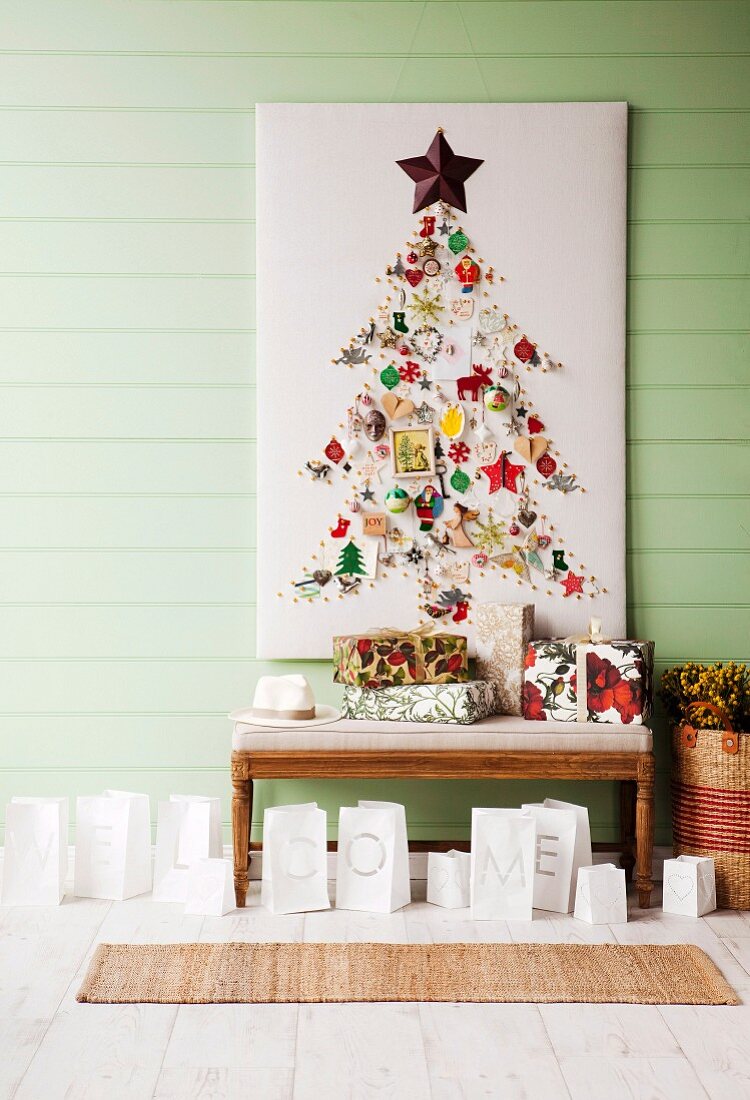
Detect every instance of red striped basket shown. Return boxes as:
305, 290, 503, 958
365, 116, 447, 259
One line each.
672, 701, 750, 909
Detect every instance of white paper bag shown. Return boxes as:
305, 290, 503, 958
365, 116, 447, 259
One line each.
522, 803, 577, 913
185, 858, 235, 916
471, 808, 536, 921
574, 863, 628, 924
662, 855, 716, 917
262, 802, 329, 915
336, 800, 410, 913
427, 849, 470, 909
541, 797, 593, 912
74, 789, 151, 901
153, 795, 222, 903
1, 797, 68, 905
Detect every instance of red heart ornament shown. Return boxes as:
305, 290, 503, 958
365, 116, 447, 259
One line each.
405, 269, 424, 288
536, 453, 557, 479
527, 415, 545, 434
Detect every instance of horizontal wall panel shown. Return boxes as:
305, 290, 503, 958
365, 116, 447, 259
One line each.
0, 220, 255, 275
0, 386, 255, 439
3, 603, 746, 663
627, 277, 750, 333
0, 165, 254, 219
0, 497, 256, 550
0, 659, 333, 716
0, 108, 254, 164
628, 606, 748, 659
0, 657, 718, 719
627, 332, 748, 386
628, 168, 749, 222
630, 110, 750, 167
0, 441, 256, 493
2, 106, 748, 172
2, 164, 744, 224
627, 385, 749, 440
628, 443, 748, 495
628, 497, 750, 551
3, 220, 746, 280
4, 1, 745, 54
0, 55, 747, 111
629, 222, 750, 277
1, 605, 257, 659
628, 551, 750, 605
0, 550, 256, 603
0, 275, 254, 330
0, 331, 255, 384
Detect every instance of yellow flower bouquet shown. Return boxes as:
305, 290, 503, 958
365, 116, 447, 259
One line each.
660, 661, 749, 730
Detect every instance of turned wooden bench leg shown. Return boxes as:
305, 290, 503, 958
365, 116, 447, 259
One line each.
635, 753, 655, 908
619, 779, 637, 883
231, 772, 253, 908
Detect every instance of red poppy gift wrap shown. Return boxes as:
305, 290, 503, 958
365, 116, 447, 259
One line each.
333, 629, 469, 689
522, 636, 654, 724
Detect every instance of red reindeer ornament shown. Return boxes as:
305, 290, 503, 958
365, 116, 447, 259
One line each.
456, 364, 493, 402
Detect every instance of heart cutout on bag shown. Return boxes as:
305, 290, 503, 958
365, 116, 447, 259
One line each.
382, 393, 416, 420
667, 874, 694, 902
514, 435, 548, 463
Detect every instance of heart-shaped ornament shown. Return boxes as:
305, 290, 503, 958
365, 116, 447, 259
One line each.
514, 435, 548, 463
382, 393, 415, 420
312, 569, 332, 587
405, 269, 424, 288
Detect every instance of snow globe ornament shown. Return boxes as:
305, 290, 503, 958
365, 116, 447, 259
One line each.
385, 486, 411, 514
484, 386, 510, 413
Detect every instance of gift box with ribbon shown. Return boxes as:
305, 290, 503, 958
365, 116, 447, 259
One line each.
522, 618, 654, 725
333, 624, 469, 689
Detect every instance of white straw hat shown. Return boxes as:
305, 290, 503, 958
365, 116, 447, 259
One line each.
229, 674, 340, 728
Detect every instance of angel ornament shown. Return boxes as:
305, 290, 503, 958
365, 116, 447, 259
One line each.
444, 503, 480, 549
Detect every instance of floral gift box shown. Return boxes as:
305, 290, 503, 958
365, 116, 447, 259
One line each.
333, 629, 469, 689
343, 680, 496, 725
522, 626, 654, 725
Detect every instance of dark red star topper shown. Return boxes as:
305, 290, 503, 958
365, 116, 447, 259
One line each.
397, 130, 483, 214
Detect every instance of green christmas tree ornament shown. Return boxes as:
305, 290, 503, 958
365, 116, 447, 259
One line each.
448, 229, 469, 255
334, 539, 368, 576
380, 364, 401, 390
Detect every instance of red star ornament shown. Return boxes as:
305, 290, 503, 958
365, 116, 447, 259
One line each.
561, 572, 584, 597
397, 130, 484, 214
480, 451, 525, 494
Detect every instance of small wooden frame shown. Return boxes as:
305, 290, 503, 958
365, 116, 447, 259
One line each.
390, 425, 435, 478
231, 746, 655, 910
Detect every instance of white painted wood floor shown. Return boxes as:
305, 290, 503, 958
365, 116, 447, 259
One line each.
1, 877, 749, 1100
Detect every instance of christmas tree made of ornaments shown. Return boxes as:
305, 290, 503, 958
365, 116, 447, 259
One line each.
287, 130, 606, 623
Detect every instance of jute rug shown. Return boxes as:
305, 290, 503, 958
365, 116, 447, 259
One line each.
76, 942, 738, 1005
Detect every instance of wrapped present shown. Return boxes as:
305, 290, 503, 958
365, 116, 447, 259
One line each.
475, 603, 535, 716
342, 680, 495, 724
333, 626, 468, 689
522, 618, 654, 725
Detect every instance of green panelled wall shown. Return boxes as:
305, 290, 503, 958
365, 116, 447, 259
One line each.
0, 0, 748, 845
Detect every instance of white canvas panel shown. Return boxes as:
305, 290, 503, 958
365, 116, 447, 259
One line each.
256, 102, 627, 657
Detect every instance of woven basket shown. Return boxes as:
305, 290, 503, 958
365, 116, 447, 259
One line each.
672, 701, 750, 909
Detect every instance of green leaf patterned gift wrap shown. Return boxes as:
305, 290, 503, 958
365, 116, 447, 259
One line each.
343, 681, 496, 724
522, 634, 655, 725
332, 628, 469, 689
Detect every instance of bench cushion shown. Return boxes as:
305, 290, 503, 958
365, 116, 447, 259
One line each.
232, 716, 652, 753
